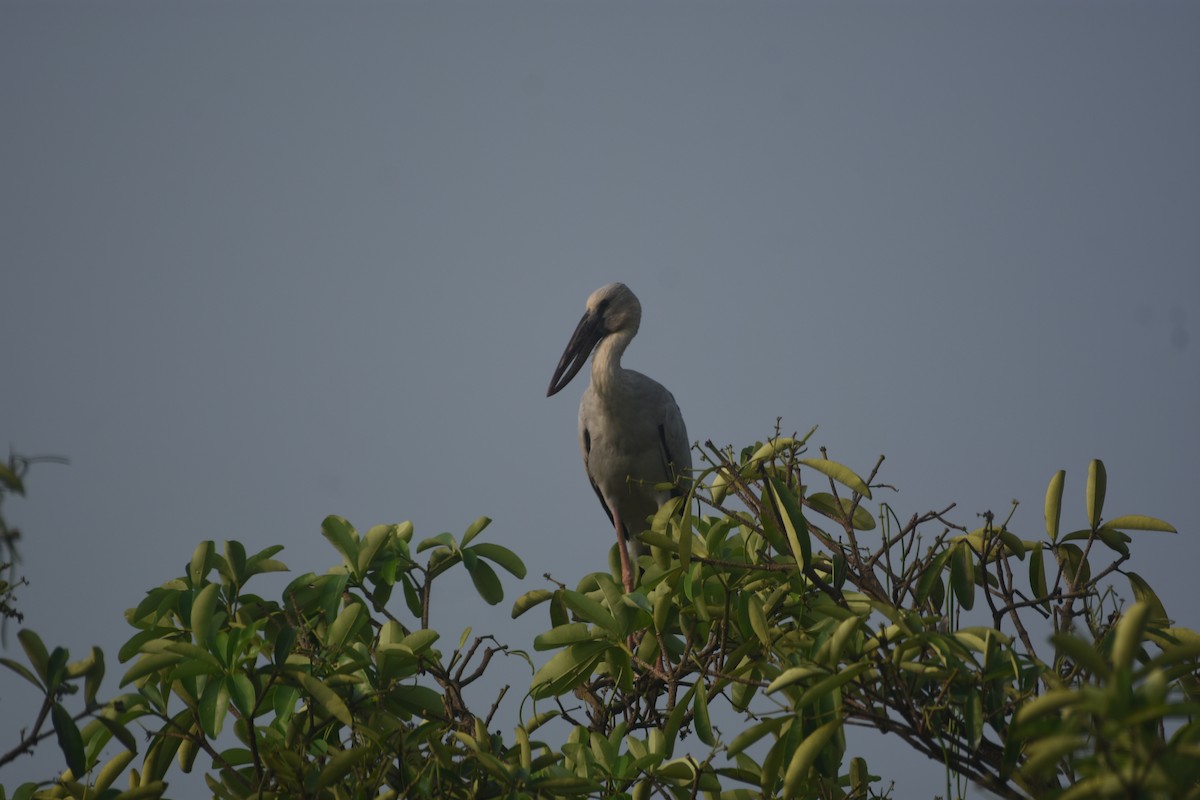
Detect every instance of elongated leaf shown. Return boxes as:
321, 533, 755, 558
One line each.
795, 663, 869, 710
190, 540, 214, 586
534, 623, 595, 650
1125, 572, 1169, 625
916, 548, 952, 605
293, 673, 352, 726
314, 747, 372, 792
512, 589, 553, 619
51, 702, 86, 777
1045, 470, 1065, 543
783, 719, 840, 797
1103, 515, 1177, 533
190, 583, 220, 647
83, 647, 105, 707
321, 516, 360, 568
467, 558, 504, 605
470, 542, 527, 578
693, 680, 714, 746
326, 603, 364, 652
965, 687, 983, 751
766, 666, 828, 694
92, 749, 136, 794
198, 677, 230, 738
416, 531, 456, 553
1111, 601, 1150, 673
1052, 633, 1109, 678
96, 716, 138, 753
799, 459, 871, 499
0, 657, 43, 690
18, 629, 50, 686
460, 516, 491, 547
401, 629, 440, 654
357, 525, 394, 577
1086, 459, 1106, 529
727, 716, 787, 757
563, 590, 621, 637
951, 543, 975, 611
767, 476, 810, 568
806, 492, 876, 530
1029, 543, 1050, 612
747, 593, 771, 648
120, 652, 184, 686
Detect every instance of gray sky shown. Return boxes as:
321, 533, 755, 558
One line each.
3, 3, 1198, 796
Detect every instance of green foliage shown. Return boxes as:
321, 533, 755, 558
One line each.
2, 435, 1197, 800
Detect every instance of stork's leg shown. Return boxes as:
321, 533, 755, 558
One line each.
613, 511, 635, 593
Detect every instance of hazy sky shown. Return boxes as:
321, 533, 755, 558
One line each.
3, 3, 1198, 796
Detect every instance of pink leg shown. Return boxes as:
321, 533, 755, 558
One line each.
614, 511, 634, 593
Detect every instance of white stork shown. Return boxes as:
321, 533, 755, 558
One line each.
547, 283, 691, 592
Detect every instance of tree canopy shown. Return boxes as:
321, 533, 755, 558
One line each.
2, 432, 1197, 799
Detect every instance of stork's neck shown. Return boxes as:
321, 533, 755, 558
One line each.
590, 329, 634, 397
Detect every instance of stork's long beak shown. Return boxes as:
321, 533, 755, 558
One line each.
547, 309, 605, 396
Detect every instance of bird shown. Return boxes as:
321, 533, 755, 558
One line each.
547, 283, 691, 593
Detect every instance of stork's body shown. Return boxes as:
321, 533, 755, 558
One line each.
547, 283, 690, 592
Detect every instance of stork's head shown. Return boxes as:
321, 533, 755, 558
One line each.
546, 283, 641, 397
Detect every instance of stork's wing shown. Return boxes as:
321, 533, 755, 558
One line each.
657, 389, 691, 496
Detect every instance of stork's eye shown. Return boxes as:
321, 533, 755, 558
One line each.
596, 298, 611, 315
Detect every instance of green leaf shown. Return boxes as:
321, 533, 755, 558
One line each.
467, 557, 504, 605
416, 531, 456, 553
222, 540, 246, 584
783, 719, 840, 797
747, 593, 771, 648
51, 702, 86, 777
1085, 459, 1106, 529
563, 590, 621, 638
1125, 572, 1169, 626
915, 548, 952, 606
96, 716, 139, 754
199, 677, 231, 738
83, 647, 105, 707
1029, 543, 1050, 612
314, 747, 372, 792
693, 680, 714, 747
470, 542, 527, 578
794, 663, 869, 710
326, 603, 364, 652
766, 666, 828, 694
511, 589, 553, 619
229, 673, 256, 719
1052, 633, 1110, 679
767, 476, 810, 569
401, 629, 440, 654
950, 543, 975, 611
1044, 470, 1065, 543
190, 540, 214, 586
0, 657, 43, 690
727, 716, 787, 757
321, 515, 360, 568
799, 459, 871, 499
293, 673, 353, 726
17, 629, 50, 686
460, 516, 491, 547
1111, 601, 1150, 673
273, 626, 296, 667
806, 492, 876, 530
534, 623, 595, 650
120, 652, 184, 686
357, 525, 394, 577
190, 583, 221, 647
965, 687, 983, 751
1103, 515, 1177, 533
